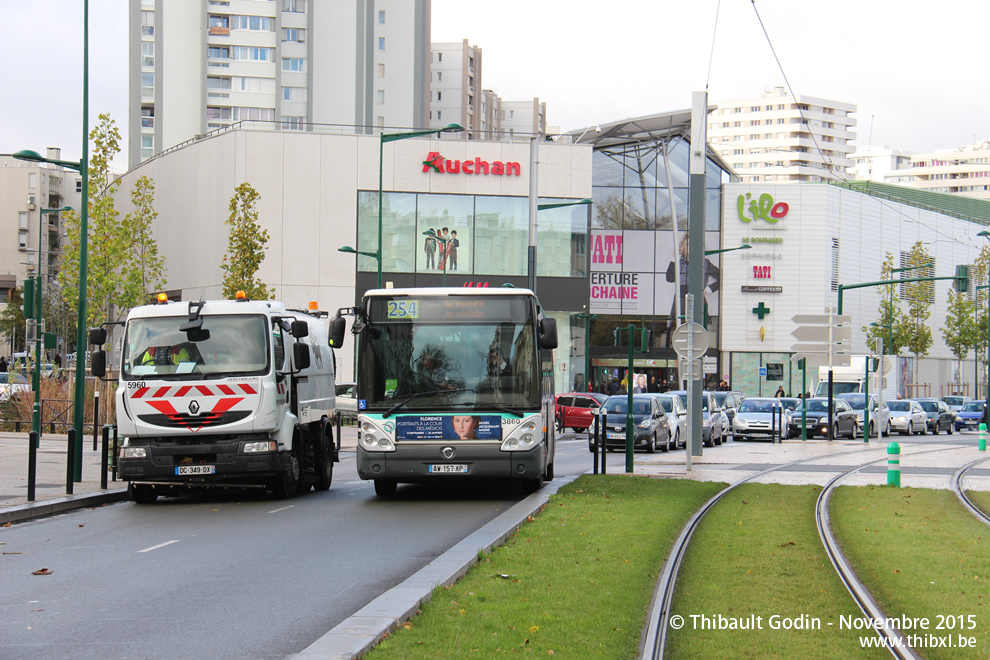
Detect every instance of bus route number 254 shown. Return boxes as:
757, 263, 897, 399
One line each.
387, 300, 419, 319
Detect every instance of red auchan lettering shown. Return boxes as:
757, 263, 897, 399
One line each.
423, 152, 521, 176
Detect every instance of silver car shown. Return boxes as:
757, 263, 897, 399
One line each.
0, 372, 30, 403
886, 399, 928, 435
732, 397, 787, 442
649, 393, 688, 449
838, 393, 891, 438
335, 381, 358, 419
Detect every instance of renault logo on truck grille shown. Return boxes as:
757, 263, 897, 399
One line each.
188, 400, 200, 415
441, 447, 456, 459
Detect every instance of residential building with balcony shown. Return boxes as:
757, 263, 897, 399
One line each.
850, 145, 914, 184
907, 140, 990, 200
128, 0, 431, 168
429, 40, 496, 139
707, 87, 856, 183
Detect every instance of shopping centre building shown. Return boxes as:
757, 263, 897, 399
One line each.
112, 113, 990, 398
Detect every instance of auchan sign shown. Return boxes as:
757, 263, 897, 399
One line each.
422, 152, 521, 176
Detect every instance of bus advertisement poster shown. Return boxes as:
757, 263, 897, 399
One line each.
395, 415, 503, 441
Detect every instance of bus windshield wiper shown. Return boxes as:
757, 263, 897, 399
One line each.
383, 388, 472, 418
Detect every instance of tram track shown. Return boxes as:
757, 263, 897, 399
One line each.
640, 444, 965, 659
951, 455, 990, 526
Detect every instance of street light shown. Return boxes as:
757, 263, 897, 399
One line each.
978, 231, 990, 419
29, 206, 72, 443
372, 123, 463, 289
530, 198, 593, 293
705, 243, 752, 257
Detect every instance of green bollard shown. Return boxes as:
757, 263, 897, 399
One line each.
887, 442, 900, 487
980, 423, 987, 452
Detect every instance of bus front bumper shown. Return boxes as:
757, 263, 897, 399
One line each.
356, 443, 547, 482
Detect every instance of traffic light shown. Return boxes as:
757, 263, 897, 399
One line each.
955, 265, 969, 293
22, 278, 35, 318
639, 328, 654, 353
797, 358, 806, 370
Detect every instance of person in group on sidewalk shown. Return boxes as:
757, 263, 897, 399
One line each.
0, 356, 7, 373
717, 376, 730, 391
774, 386, 786, 398
607, 377, 620, 396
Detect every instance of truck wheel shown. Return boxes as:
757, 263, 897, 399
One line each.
273, 455, 300, 499
374, 479, 397, 497
314, 431, 334, 492
129, 483, 157, 504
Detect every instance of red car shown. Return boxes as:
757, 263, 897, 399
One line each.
555, 392, 608, 433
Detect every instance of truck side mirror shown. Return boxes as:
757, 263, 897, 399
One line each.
539, 317, 558, 349
91, 350, 106, 378
328, 314, 346, 348
293, 342, 311, 371
291, 319, 309, 339
89, 327, 107, 345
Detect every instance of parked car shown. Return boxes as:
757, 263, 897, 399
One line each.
556, 392, 607, 433
777, 397, 802, 435
335, 381, 358, 418
787, 397, 859, 439
667, 390, 725, 447
941, 396, 972, 419
732, 397, 787, 442
0, 372, 30, 403
887, 399, 928, 435
712, 390, 746, 438
837, 393, 891, 438
954, 400, 986, 432
912, 398, 954, 435
647, 393, 688, 449
595, 395, 672, 453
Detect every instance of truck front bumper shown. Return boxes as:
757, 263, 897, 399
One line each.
118, 434, 286, 486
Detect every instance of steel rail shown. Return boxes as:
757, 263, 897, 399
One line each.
951, 456, 990, 526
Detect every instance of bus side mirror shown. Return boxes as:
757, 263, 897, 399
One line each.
293, 342, 311, 371
328, 314, 346, 348
90, 350, 106, 378
539, 318, 558, 349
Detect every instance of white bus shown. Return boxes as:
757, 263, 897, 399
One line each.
329, 287, 558, 496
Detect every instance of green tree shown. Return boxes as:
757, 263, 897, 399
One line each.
971, 245, 990, 369
121, 175, 167, 305
941, 288, 978, 363
221, 183, 274, 300
902, 241, 934, 383
863, 252, 911, 355
0, 285, 27, 350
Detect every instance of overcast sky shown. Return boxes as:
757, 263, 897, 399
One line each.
2, 0, 986, 171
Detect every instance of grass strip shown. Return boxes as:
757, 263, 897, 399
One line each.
666, 483, 886, 658
367, 475, 724, 658
965, 490, 990, 518
830, 486, 990, 658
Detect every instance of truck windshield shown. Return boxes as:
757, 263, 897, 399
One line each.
356, 294, 540, 411
122, 314, 271, 379
817, 381, 860, 396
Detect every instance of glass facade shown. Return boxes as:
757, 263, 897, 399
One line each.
355, 192, 589, 278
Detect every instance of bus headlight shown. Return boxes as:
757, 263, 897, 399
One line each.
360, 432, 395, 452
500, 416, 542, 452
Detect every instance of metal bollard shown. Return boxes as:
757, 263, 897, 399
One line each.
66, 429, 76, 495
592, 415, 599, 475
601, 411, 608, 475
28, 430, 38, 502
887, 441, 901, 488
101, 425, 111, 490
980, 423, 987, 452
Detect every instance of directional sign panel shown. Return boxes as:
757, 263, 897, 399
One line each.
791, 352, 852, 367
678, 357, 702, 380
671, 323, 710, 358
791, 314, 852, 325
790, 342, 851, 355
791, 325, 852, 343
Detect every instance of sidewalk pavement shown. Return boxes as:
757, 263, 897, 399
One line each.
0, 425, 361, 525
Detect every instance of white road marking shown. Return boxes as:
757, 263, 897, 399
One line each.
138, 540, 179, 553
267, 505, 295, 514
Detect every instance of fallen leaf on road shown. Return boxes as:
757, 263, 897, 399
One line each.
32, 568, 53, 576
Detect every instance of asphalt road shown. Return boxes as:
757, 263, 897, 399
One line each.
0, 438, 595, 660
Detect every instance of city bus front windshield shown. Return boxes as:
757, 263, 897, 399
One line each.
356, 295, 540, 411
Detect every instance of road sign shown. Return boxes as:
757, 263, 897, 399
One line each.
791, 313, 852, 325
759, 367, 767, 377
790, 325, 852, 343
790, 352, 852, 367
678, 357, 702, 380
790, 342, 852, 355
880, 356, 892, 375
702, 356, 717, 374
671, 323, 710, 358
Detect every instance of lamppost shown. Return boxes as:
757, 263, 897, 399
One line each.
978, 231, 990, 417
704, 243, 752, 256
29, 206, 72, 442
530, 198, 592, 293
369, 123, 463, 290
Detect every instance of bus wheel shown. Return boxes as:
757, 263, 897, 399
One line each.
522, 476, 543, 495
129, 483, 157, 504
374, 479, 397, 497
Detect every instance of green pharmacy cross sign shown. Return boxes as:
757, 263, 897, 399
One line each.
752, 302, 771, 320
